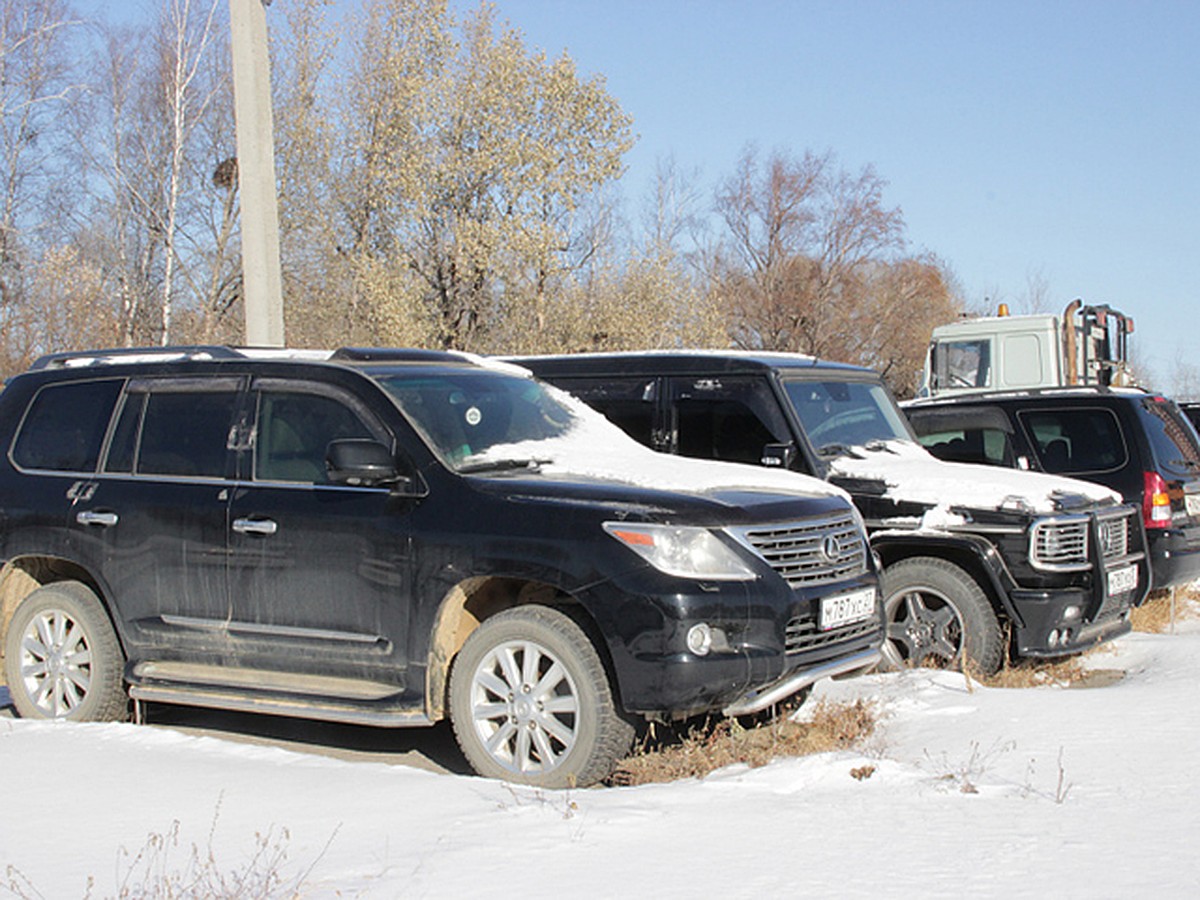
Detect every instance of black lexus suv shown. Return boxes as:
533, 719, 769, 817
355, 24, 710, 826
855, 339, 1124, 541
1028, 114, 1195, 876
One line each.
515, 351, 1150, 675
0, 346, 882, 787
904, 387, 1200, 591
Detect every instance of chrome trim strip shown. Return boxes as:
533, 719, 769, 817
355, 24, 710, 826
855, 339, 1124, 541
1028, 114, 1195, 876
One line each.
159, 614, 383, 645
722, 648, 881, 717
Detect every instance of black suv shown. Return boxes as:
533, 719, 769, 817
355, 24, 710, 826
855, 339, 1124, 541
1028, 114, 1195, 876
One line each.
515, 352, 1150, 674
0, 347, 883, 787
905, 387, 1200, 591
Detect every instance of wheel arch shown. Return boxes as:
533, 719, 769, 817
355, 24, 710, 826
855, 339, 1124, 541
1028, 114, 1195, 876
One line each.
872, 533, 1019, 625
0, 556, 116, 684
424, 576, 620, 722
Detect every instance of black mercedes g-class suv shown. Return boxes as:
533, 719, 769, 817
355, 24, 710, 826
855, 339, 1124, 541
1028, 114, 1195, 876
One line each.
515, 351, 1150, 675
905, 386, 1200, 591
0, 347, 882, 788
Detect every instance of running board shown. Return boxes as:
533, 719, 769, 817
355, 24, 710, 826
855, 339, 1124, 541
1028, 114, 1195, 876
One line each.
127, 662, 431, 728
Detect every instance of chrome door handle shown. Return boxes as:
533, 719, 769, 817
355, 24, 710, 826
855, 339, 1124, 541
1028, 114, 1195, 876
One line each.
75, 511, 118, 527
232, 518, 278, 536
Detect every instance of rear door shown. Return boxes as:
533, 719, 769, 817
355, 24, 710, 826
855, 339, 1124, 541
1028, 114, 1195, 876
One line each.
80, 376, 244, 654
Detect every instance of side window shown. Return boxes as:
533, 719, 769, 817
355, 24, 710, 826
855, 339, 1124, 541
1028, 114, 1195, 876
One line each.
137, 390, 240, 478
668, 376, 791, 465
1019, 408, 1127, 474
552, 377, 657, 448
255, 390, 375, 484
11, 380, 122, 472
916, 427, 1013, 466
934, 339, 991, 391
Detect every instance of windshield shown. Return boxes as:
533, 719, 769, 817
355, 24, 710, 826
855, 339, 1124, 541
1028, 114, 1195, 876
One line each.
783, 378, 913, 456
374, 369, 577, 470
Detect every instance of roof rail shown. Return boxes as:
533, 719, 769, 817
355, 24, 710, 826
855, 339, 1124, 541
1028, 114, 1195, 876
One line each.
330, 347, 470, 364
27, 346, 338, 371
28, 346, 247, 371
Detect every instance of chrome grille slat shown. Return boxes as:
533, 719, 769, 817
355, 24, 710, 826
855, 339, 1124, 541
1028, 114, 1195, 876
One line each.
785, 617, 879, 654
732, 513, 869, 588
1030, 509, 1138, 571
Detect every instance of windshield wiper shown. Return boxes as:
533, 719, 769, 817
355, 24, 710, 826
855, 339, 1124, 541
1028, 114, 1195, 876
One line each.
816, 442, 856, 459
457, 457, 551, 474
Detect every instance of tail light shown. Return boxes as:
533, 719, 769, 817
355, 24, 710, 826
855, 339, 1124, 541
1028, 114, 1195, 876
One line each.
1143, 471, 1172, 529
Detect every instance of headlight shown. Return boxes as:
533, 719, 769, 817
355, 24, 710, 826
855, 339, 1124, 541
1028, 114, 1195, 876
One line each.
603, 522, 757, 581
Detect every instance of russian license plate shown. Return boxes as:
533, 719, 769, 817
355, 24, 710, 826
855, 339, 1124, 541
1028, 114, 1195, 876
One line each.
820, 588, 877, 631
1107, 563, 1138, 596
1186, 494, 1200, 518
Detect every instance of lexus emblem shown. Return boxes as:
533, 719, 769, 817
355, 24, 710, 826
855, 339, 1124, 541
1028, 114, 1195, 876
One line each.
821, 536, 841, 563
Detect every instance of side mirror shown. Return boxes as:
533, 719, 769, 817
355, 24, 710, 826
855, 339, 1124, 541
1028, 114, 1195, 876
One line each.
326, 439, 408, 489
760, 442, 797, 469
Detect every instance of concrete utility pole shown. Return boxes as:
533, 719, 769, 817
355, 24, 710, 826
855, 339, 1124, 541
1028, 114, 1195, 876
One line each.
228, 0, 285, 347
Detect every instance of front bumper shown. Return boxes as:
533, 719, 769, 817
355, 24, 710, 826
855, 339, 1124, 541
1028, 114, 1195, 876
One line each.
586, 569, 883, 719
1010, 586, 1134, 658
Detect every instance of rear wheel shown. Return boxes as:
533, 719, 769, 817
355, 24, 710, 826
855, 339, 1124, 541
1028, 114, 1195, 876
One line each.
449, 606, 633, 788
4, 581, 127, 721
880, 558, 1004, 676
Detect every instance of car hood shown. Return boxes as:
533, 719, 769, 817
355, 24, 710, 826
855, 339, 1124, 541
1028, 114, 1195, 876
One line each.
825, 439, 1122, 527
465, 469, 853, 528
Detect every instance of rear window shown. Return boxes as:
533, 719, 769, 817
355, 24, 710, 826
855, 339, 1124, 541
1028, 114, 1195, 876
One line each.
11, 380, 122, 472
1018, 407, 1128, 475
1139, 397, 1200, 477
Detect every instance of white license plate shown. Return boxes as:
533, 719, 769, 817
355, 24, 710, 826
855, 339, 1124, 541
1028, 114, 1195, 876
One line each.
820, 588, 877, 631
1107, 563, 1138, 596
1186, 494, 1200, 518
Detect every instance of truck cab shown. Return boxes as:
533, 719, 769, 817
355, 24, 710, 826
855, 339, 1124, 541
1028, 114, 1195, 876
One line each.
921, 300, 1136, 398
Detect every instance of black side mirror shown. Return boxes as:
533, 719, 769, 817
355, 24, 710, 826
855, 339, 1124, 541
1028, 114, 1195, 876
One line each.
760, 442, 797, 469
326, 439, 408, 488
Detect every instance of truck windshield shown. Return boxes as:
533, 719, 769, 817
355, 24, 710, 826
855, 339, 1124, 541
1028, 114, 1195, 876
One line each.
783, 379, 913, 456
374, 369, 577, 469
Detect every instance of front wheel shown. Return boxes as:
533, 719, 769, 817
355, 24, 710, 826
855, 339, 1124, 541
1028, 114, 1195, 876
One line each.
880, 558, 1004, 676
3, 581, 128, 721
449, 606, 634, 788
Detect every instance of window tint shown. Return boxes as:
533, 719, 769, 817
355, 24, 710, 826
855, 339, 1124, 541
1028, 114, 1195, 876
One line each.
137, 391, 239, 478
669, 376, 790, 466
1019, 408, 1127, 474
12, 380, 122, 472
553, 377, 657, 447
255, 391, 375, 483
917, 428, 1014, 466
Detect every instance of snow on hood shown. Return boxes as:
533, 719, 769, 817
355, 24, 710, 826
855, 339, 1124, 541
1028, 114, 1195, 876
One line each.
464, 388, 849, 503
827, 439, 1121, 525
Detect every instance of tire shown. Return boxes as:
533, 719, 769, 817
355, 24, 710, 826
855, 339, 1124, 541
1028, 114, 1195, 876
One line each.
3, 581, 127, 722
879, 557, 1005, 676
449, 606, 634, 788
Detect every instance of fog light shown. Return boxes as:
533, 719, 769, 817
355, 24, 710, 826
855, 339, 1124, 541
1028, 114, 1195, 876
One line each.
1063, 605, 1082, 621
1048, 629, 1060, 647
686, 623, 713, 656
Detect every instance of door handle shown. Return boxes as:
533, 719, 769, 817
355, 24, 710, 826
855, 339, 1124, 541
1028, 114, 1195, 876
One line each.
75, 510, 118, 527
232, 517, 278, 536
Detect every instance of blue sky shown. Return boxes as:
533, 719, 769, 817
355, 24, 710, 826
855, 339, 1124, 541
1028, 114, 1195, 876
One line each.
96, 0, 1198, 387
462, 0, 1198, 387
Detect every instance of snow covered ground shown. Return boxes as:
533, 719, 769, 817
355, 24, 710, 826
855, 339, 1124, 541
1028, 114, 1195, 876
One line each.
4, 621, 1200, 898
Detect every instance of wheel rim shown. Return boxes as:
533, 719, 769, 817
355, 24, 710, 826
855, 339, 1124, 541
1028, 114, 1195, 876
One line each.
18, 609, 94, 717
883, 586, 964, 669
468, 639, 581, 776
